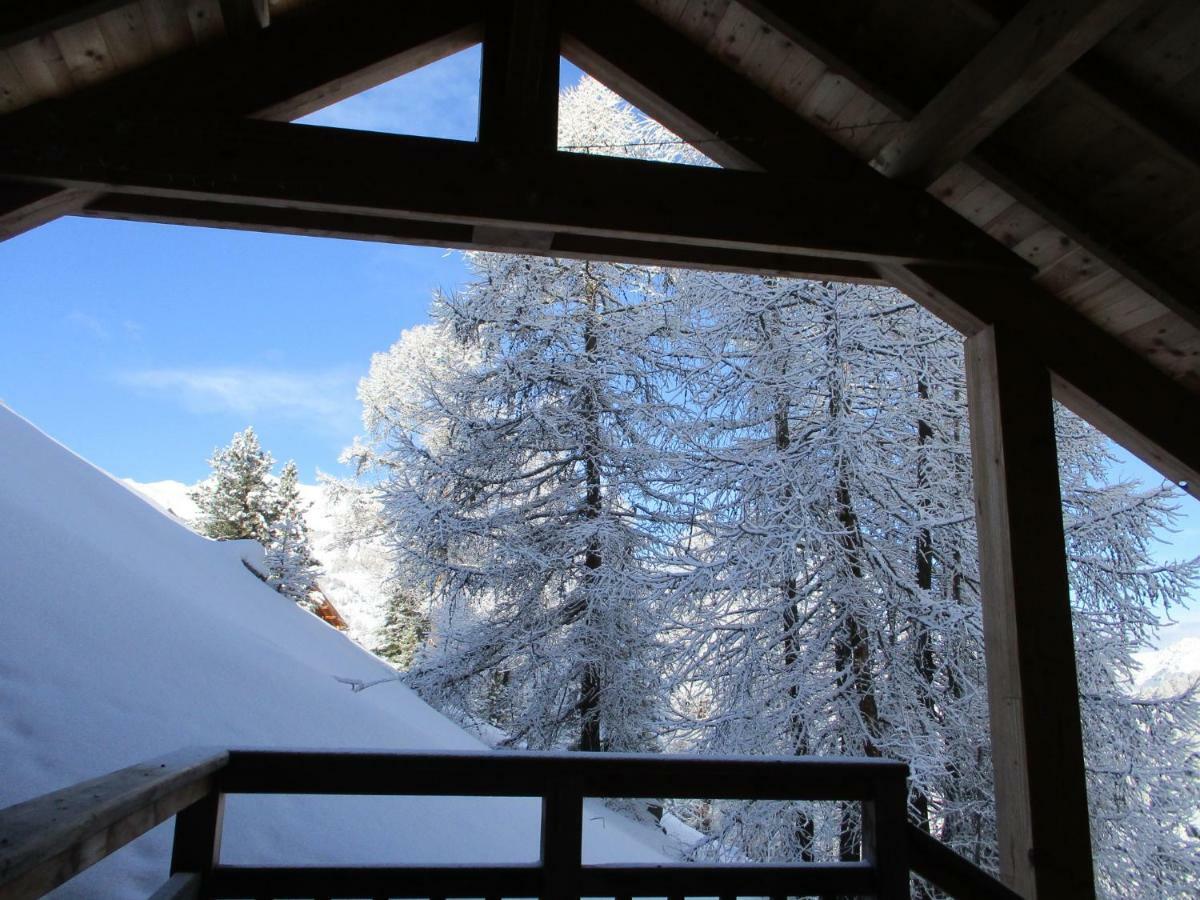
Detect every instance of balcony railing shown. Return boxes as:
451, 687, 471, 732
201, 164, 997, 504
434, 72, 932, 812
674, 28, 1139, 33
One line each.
0, 747, 1020, 900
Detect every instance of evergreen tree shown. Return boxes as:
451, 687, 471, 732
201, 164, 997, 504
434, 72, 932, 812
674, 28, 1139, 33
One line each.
373, 582, 429, 670
191, 426, 277, 543
264, 460, 322, 608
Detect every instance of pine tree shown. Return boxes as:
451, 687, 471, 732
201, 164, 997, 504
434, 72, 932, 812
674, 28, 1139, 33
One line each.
264, 461, 322, 608
191, 426, 277, 543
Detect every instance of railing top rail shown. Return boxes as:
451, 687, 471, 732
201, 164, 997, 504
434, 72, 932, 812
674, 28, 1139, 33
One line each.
0, 748, 228, 900
220, 747, 909, 800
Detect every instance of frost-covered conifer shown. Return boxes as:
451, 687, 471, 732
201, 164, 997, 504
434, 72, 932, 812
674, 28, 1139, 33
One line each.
264, 461, 322, 608
191, 426, 277, 543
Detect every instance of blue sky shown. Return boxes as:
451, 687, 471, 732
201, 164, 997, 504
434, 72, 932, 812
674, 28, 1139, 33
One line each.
1, 47, 1197, 628
1, 49, 589, 486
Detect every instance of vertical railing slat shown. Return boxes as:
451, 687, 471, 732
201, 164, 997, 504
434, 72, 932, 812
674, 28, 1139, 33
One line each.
541, 778, 583, 900
861, 773, 910, 899
169, 789, 225, 890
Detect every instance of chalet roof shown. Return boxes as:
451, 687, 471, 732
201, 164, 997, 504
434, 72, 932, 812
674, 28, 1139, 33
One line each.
1, 0, 1196, 496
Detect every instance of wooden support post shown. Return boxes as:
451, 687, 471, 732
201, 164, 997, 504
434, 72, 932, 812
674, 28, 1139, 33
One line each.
170, 790, 225, 890
478, 0, 560, 151
965, 325, 1095, 899
540, 781, 582, 900
861, 772, 910, 899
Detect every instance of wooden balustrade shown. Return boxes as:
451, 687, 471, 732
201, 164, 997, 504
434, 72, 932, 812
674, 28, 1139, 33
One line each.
0, 747, 1018, 899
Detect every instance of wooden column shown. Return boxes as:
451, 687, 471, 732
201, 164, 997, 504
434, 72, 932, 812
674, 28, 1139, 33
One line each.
965, 324, 1095, 899
477, 0, 560, 151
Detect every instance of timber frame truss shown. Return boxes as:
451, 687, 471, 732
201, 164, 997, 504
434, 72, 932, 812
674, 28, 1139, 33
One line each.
1, 2, 1196, 897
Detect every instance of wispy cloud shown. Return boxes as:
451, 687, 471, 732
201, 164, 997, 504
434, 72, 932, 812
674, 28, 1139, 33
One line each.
117, 366, 360, 435
66, 310, 111, 340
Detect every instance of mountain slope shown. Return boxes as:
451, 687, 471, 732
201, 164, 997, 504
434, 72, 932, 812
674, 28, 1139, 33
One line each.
0, 406, 674, 898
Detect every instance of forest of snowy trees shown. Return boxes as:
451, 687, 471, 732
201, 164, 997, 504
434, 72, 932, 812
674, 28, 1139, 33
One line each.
335, 80, 1200, 896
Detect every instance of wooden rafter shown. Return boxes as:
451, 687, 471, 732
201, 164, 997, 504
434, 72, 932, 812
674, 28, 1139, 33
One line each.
872, 0, 1152, 185
0, 0, 484, 241
736, 0, 1200, 331
0, 0, 131, 50
0, 118, 1015, 268
563, 0, 1200, 497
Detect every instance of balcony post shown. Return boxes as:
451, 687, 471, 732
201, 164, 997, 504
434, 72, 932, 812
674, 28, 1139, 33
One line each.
965, 324, 1095, 898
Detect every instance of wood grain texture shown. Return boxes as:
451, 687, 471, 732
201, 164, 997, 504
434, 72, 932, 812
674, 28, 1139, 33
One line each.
965, 324, 1095, 899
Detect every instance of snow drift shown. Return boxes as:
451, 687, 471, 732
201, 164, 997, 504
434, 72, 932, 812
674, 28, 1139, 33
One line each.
0, 406, 674, 898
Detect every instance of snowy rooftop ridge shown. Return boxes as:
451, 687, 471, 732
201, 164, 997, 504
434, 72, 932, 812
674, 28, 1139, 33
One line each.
0, 405, 675, 898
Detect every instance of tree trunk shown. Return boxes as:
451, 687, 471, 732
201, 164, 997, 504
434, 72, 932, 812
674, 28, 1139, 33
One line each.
578, 266, 604, 753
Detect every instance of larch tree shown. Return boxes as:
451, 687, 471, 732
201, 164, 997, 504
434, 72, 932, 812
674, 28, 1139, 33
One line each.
340, 76, 1199, 894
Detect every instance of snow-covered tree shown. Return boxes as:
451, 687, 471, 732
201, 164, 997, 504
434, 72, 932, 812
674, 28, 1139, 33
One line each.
191, 426, 277, 543
264, 460, 322, 608
343, 76, 1199, 894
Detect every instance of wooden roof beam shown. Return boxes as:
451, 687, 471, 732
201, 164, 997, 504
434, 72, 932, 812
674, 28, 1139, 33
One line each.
871, 0, 1153, 185
564, 0, 1200, 496
948, 0, 1200, 181
0, 118, 1018, 269
0, 1, 132, 51
737, 0, 1200, 330
83, 193, 886, 283
0, 0, 483, 242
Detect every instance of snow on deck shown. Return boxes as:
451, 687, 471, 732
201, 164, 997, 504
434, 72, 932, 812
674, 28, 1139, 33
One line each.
0, 405, 676, 898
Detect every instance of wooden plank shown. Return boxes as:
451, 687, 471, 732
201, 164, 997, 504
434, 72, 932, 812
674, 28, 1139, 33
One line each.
0, 118, 1020, 268
477, 0, 559, 150
81, 192, 886, 282
220, 748, 907, 800
95, 3, 155, 72
872, 0, 1153, 184
964, 324, 1096, 899
51, 17, 116, 88
183, 0, 223, 44
0, 1, 133, 51
137, 0, 196, 55
0, 51, 32, 112
0, 748, 229, 900
906, 825, 1022, 900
